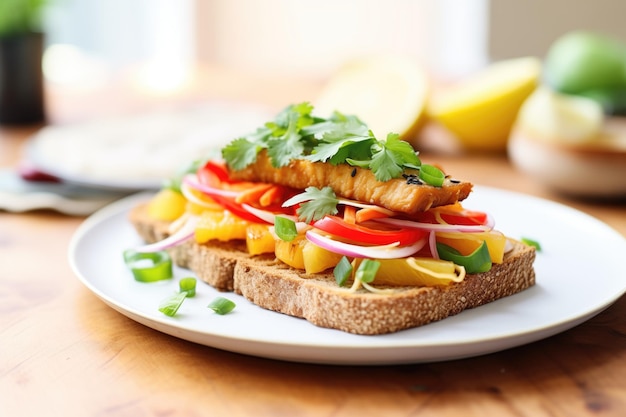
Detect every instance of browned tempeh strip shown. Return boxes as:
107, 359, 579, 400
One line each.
228, 151, 473, 214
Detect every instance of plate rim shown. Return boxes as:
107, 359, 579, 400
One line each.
68, 187, 626, 365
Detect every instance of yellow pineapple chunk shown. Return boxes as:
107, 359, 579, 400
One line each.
246, 224, 275, 255
147, 189, 187, 221
195, 210, 250, 243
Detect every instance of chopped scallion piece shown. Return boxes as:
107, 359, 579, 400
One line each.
437, 241, 492, 274
123, 249, 173, 282
207, 297, 236, 315
334, 256, 353, 286
521, 237, 542, 252
179, 277, 197, 297
158, 292, 187, 317
274, 215, 298, 241
355, 259, 381, 284
419, 164, 445, 187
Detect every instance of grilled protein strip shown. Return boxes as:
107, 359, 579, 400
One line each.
228, 151, 473, 214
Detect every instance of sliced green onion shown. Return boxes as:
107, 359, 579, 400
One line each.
179, 277, 197, 297
158, 292, 187, 317
521, 237, 542, 252
207, 297, 236, 315
274, 215, 298, 241
419, 164, 445, 187
355, 259, 381, 284
123, 249, 173, 282
436, 241, 492, 274
334, 256, 353, 287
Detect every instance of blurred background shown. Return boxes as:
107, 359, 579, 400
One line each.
39, 0, 625, 92
3, 0, 626, 200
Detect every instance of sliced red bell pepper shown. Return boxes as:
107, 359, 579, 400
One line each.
313, 215, 426, 246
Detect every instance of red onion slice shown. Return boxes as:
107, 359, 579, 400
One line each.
374, 217, 494, 233
133, 215, 199, 253
429, 231, 439, 260
182, 174, 241, 198
305, 230, 426, 259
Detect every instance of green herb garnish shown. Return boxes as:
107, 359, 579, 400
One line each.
436, 241, 492, 274
123, 249, 173, 283
418, 164, 445, 187
222, 102, 424, 183
179, 277, 197, 297
158, 277, 199, 317
221, 138, 262, 171
158, 292, 188, 317
274, 216, 298, 241
355, 259, 381, 284
267, 111, 306, 168
369, 133, 420, 182
334, 256, 353, 287
207, 297, 236, 315
282, 186, 339, 223
521, 237, 542, 252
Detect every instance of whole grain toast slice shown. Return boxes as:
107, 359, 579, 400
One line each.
129, 203, 266, 291
233, 240, 535, 334
129, 202, 536, 334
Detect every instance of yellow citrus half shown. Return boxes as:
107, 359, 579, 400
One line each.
428, 57, 541, 151
315, 55, 430, 139
514, 87, 604, 144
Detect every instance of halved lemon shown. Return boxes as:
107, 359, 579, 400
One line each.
428, 57, 541, 151
514, 86, 603, 144
315, 55, 430, 139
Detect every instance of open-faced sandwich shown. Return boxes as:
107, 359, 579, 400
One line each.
128, 102, 536, 335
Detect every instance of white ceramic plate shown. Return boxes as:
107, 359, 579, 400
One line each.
69, 188, 626, 365
27, 102, 270, 191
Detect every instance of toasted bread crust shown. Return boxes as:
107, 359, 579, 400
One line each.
130, 203, 536, 334
234, 241, 535, 334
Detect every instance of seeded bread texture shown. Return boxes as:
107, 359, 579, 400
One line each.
129, 202, 536, 334
233, 241, 535, 334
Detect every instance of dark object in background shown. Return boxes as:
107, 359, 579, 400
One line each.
0, 32, 45, 125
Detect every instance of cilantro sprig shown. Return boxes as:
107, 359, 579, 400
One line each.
222, 102, 422, 182
282, 186, 339, 223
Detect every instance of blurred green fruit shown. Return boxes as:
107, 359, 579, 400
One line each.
544, 31, 626, 94
577, 87, 626, 115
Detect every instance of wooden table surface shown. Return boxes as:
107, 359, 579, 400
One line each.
1, 69, 625, 417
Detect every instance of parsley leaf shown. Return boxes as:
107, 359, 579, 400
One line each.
221, 102, 423, 182
369, 133, 421, 182
369, 145, 402, 181
221, 138, 263, 170
384, 133, 421, 166
282, 186, 338, 223
307, 135, 373, 164
306, 118, 372, 164
267, 111, 305, 168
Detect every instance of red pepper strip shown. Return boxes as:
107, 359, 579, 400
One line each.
209, 193, 267, 223
415, 206, 488, 226
195, 160, 301, 221
313, 215, 427, 246
197, 160, 232, 185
